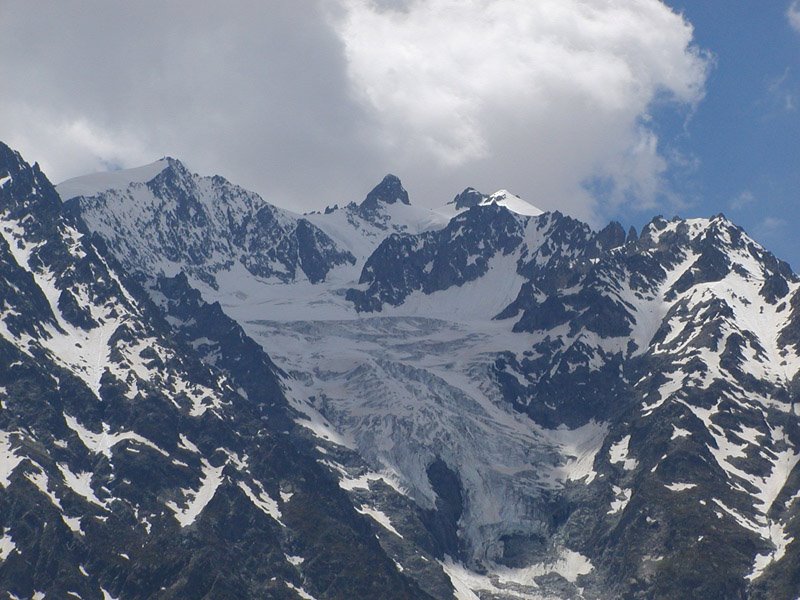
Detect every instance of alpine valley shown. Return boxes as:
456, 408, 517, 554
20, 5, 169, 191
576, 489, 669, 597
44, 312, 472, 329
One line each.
0, 140, 798, 599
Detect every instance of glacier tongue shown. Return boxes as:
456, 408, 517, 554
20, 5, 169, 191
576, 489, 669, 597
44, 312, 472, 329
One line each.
230, 308, 598, 571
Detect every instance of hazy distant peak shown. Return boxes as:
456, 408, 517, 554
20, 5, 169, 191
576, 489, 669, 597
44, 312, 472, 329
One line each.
449, 187, 488, 210
360, 173, 410, 210
57, 158, 173, 200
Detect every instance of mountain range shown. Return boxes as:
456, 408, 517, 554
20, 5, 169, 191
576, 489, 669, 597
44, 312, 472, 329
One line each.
1, 141, 798, 599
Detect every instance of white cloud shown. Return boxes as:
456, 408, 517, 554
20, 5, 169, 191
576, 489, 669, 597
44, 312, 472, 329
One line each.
0, 1, 377, 211
334, 0, 709, 220
0, 1, 708, 223
1, 103, 152, 180
789, 1, 800, 33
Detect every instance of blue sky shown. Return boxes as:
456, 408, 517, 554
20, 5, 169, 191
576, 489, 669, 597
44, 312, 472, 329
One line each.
643, 0, 800, 268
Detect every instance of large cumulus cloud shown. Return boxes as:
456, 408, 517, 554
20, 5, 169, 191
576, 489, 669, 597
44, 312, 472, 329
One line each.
335, 0, 708, 219
0, 0, 708, 222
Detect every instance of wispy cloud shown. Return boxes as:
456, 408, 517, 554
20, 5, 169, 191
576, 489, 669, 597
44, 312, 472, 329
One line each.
789, 1, 800, 33
765, 68, 797, 113
730, 190, 756, 211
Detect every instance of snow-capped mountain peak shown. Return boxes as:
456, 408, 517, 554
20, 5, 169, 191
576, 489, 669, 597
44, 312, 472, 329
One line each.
58, 160, 356, 288
449, 187, 487, 210
303, 175, 450, 265
443, 187, 544, 217
484, 189, 544, 216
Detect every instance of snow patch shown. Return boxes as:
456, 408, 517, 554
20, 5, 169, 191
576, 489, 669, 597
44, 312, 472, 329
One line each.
608, 485, 632, 514
26, 467, 83, 535
166, 459, 226, 527
671, 425, 691, 440
551, 421, 608, 484
609, 435, 638, 471
0, 528, 15, 562
483, 190, 544, 217
57, 463, 108, 509
665, 482, 697, 492
747, 520, 795, 581
284, 582, 319, 600
237, 479, 284, 526
338, 470, 408, 496
0, 431, 24, 488
65, 414, 168, 459
356, 505, 403, 538
178, 434, 201, 454
440, 549, 593, 600
285, 554, 304, 566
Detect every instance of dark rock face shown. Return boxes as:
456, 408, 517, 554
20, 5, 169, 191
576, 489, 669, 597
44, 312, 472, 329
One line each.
295, 218, 351, 284
450, 188, 487, 210
595, 221, 626, 252
780, 288, 800, 352
348, 203, 526, 311
359, 174, 411, 214
421, 459, 464, 559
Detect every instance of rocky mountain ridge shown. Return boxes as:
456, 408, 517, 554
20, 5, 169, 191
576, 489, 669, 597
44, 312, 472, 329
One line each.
0, 143, 439, 600
59, 158, 356, 289
2, 144, 800, 599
